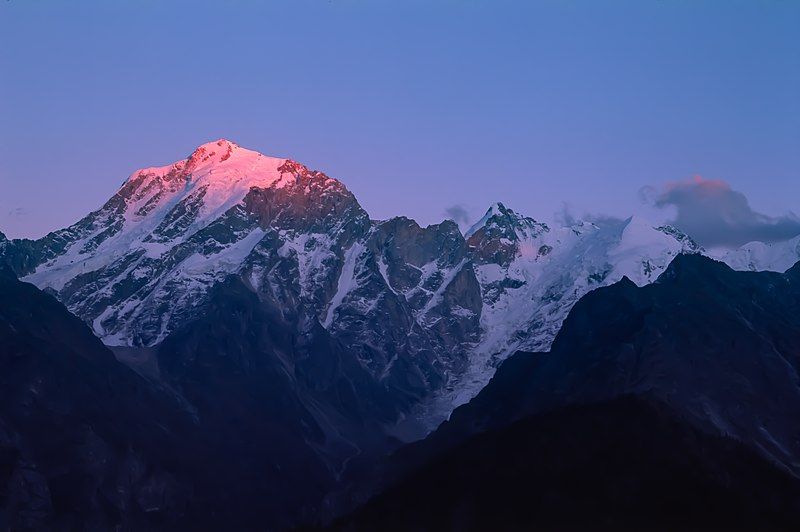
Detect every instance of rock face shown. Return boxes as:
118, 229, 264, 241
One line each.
335, 254, 800, 530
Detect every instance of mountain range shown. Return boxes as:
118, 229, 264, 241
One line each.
2, 140, 800, 528
336, 254, 800, 530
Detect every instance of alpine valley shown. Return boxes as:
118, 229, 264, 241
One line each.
2, 140, 800, 529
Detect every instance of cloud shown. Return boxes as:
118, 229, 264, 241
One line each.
8, 207, 30, 217
554, 203, 623, 229
444, 204, 472, 230
553, 203, 577, 227
584, 213, 626, 228
647, 176, 800, 248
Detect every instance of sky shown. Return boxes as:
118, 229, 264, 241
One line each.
1, 0, 798, 244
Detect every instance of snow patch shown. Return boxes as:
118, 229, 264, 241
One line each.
324, 242, 365, 328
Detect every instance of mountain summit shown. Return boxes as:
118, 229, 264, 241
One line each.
15, 140, 359, 346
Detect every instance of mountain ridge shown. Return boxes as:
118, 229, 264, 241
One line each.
332, 253, 800, 529
2, 141, 799, 430
3, 141, 800, 528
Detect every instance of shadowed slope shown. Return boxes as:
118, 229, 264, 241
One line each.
334, 255, 800, 529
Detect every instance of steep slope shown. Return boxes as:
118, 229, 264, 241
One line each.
0, 266, 201, 529
423, 203, 703, 421
19, 140, 367, 347
153, 275, 399, 529
336, 396, 800, 531
425, 254, 800, 470
335, 254, 800, 529
0, 266, 402, 530
7, 141, 480, 411
466, 204, 702, 357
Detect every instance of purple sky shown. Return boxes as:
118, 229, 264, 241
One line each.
1, 0, 798, 240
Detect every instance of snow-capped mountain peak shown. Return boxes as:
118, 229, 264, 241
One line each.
465, 202, 530, 238
120, 139, 291, 225
18, 142, 361, 346
466, 203, 550, 267
423, 210, 705, 423
465, 202, 504, 234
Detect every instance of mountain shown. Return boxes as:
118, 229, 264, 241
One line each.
420, 254, 800, 471
431, 204, 702, 420
4, 141, 800, 527
335, 254, 800, 529
0, 265, 401, 530
716, 234, 800, 272
5, 141, 476, 413
15, 140, 368, 348
0, 266, 202, 529
336, 396, 800, 531
1, 140, 793, 448
1, 140, 706, 430
151, 274, 397, 529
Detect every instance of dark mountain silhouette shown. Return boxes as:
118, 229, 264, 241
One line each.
0, 265, 199, 529
0, 267, 392, 530
334, 254, 800, 529
335, 395, 800, 531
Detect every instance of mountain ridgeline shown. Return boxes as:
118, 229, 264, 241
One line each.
336, 254, 800, 530
1, 140, 800, 528
0, 141, 711, 423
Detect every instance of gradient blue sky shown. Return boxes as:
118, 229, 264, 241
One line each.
1, 0, 798, 239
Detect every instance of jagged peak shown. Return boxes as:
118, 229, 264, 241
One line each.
466, 202, 521, 238
466, 202, 548, 241
485, 202, 517, 221
375, 216, 463, 241
655, 224, 703, 252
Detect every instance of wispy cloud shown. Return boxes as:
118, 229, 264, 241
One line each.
444, 204, 472, 230
8, 207, 30, 217
553, 202, 623, 229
